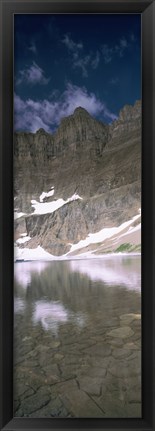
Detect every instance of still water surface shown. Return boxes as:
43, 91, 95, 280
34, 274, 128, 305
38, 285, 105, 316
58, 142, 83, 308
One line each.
14, 256, 141, 418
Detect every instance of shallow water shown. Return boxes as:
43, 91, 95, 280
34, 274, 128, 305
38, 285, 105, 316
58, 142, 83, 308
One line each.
14, 256, 141, 418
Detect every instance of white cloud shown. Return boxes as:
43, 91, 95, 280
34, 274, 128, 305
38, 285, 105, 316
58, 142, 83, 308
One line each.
14, 94, 25, 111
62, 34, 83, 51
130, 33, 136, 42
91, 51, 100, 69
120, 37, 128, 49
28, 42, 37, 54
14, 93, 50, 131
72, 55, 91, 77
14, 82, 117, 132
62, 34, 100, 77
101, 44, 113, 64
101, 35, 133, 64
16, 62, 50, 86
116, 38, 128, 58
110, 77, 119, 85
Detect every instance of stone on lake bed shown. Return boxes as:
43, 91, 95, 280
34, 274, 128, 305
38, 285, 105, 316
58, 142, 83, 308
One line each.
124, 342, 139, 350
120, 314, 141, 325
107, 326, 134, 339
54, 353, 64, 361
108, 338, 124, 347
16, 387, 51, 415
49, 341, 61, 349
109, 358, 141, 378
22, 336, 32, 342
84, 343, 111, 357
78, 376, 102, 396
112, 348, 132, 359
125, 402, 141, 418
29, 397, 66, 418
60, 387, 104, 417
85, 366, 107, 378
131, 319, 141, 329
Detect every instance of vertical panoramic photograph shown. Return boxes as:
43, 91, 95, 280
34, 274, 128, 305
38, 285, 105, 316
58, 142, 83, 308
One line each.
14, 14, 141, 418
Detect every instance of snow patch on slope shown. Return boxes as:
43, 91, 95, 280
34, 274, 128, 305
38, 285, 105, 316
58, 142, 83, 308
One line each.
67, 212, 141, 255
14, 244, 56, 261
14, 210, 141, 261
14, 212, 26, 220
16, 236, 31, 244
118, 223, 141, 239
31, 193, 83, 215
39, 187, 54, 202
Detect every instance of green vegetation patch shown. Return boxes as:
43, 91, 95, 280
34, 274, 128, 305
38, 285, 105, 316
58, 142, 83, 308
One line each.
115, 243, 132, 252
131, 244, 141, 252
115, 243, 141, 253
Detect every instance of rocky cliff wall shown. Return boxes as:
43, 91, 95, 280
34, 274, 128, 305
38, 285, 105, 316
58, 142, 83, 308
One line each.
14, 100, 141, 256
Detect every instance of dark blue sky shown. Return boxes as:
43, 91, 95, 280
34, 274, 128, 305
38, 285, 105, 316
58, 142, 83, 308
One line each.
14, 14, 141, 132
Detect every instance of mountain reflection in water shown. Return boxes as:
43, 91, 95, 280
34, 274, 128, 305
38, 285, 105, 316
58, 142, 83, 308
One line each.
14, 256, 141, 418
14, 256, 141, 336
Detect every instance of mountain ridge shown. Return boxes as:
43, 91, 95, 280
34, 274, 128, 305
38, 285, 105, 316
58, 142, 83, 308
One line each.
14, 100, 141, 257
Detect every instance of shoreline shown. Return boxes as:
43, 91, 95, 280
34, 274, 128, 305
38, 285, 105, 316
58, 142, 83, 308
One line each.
14, 252, 141, 263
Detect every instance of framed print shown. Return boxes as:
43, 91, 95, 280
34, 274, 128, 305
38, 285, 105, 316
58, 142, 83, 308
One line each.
0, 0, 154, 430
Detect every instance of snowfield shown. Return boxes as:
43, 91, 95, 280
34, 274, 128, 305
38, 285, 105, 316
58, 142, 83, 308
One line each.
14, 210, 141, 262
14, 244, 58, 261
67, 212, 141, 255
31, 193, 83, 215
16, 236, 31, 244
14, 212, 26, 220
14, 190, 82, 218
39, 187, 54, 202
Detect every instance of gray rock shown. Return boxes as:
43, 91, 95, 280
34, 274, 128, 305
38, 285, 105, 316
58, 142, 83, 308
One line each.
109, 357, 141, 378
78, 375, 102, 396
125, 388, 141, 403
16, 387, 51, 415
14, 101, 141, 256
60, 388, 104, 417
84, 366, 107, 378
120, 313, 141, 325
29, 397, 66, 417
83, 343, 111, 357
107, 326, 134, 339
112, 348, 132, 359
124, 402, 141, 418
93, 391, 127, 417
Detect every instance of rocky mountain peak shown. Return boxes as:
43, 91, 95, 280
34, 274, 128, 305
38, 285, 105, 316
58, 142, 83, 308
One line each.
36, 128, 46, 135
53, 105, 108, 154
73, 106, 91, 117
14, 99, 141, 256
107, 100, 141, 147
14, 100, 141, 170
119, 100, 141, 123
59, 106, 92, 128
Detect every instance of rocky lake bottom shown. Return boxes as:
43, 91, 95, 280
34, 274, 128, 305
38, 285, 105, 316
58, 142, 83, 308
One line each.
14, 256, 141, 418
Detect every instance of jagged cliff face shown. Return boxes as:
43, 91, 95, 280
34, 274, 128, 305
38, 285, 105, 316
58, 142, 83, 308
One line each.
14, 101, 141, 257
14, 107, 108, 164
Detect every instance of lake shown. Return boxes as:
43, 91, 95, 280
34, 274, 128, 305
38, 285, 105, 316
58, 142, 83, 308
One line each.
14, 256, 141, 418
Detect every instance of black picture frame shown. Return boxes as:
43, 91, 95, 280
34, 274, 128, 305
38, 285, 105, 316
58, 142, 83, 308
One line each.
0, 0, 154, 430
